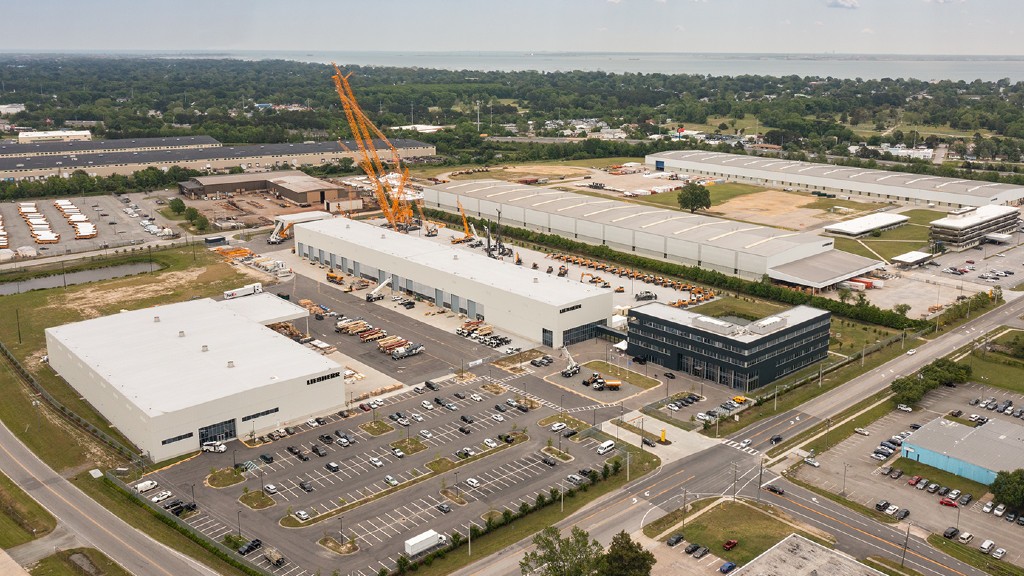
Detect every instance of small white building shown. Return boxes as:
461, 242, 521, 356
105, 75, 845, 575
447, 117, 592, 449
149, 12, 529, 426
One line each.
293, 218, 613, 348
823, 213, 910, 237
45, 295, 344, 461
17, 130, 91, 144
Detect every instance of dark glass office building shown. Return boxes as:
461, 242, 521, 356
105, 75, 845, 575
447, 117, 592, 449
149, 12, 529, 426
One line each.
627, 303, 830, 391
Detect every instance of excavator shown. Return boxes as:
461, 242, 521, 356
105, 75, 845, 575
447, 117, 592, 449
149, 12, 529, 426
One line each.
451, 200, 474, 244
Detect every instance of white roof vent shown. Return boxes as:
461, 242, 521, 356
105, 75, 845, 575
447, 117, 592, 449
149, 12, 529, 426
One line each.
533, 277, 539, 283
453, 254, 459, 260
201, 345, 209, 352
381, 233, 386, 239
153, 316, 160, 323
178, 330, 185, 338
227, 360, 235, 368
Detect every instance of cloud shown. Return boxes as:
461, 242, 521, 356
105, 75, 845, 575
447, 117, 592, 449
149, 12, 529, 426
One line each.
607, 0, 622, 3
827, 0, 859, 8
861, 27, 874, 34
815, 20, 824, 26
923, 0, 964, 3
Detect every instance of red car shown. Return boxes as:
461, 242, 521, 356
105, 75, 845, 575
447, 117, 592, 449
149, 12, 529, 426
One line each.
939, 497, 958, 508
358, 403, 371, 412
908, 475, 922, 486
723, 539, 738, 551
966, 260, 975, 264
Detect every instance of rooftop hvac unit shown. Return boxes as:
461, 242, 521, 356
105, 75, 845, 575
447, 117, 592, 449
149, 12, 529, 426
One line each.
693, 315, 738, 336
748, 316, 788, 335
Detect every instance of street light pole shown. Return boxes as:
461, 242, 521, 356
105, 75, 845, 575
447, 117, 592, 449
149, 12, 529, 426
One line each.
340, 515, 344, 544
455, 471, 460, 499
842, 463, 849, 496
757, 458, 764, 503
237, 509, 242, 538
232, 450, 237, 470
190, 483, 196, 506
900, 523, 911, 567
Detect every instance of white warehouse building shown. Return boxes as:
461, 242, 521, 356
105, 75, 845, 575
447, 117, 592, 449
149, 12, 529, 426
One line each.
422, 180, 880, 290
45, 295, 345, 462
647, 150, 1024, 208
293, 218, 613, 348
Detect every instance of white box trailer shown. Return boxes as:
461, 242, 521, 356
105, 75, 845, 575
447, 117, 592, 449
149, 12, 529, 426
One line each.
223, 283, 263, 300
405, 530, 447, 556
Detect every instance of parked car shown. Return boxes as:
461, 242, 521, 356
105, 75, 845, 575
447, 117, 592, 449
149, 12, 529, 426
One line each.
666, 534, 684, 547
939, 498, 958, 508
720, 562, 737, 574
684, 543, 701, 554
723, 539, 738, 551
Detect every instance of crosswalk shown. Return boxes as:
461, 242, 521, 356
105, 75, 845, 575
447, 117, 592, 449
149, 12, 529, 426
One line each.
722, 438, 761, 456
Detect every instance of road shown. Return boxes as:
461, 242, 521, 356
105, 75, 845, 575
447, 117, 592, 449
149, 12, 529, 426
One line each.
0, 419, 219, 576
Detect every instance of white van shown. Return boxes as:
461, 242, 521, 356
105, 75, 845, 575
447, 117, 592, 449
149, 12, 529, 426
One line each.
597, 440, 616, 455
133, 480, 158, 493
980, 539, 995, 554
202, 441, 226, 453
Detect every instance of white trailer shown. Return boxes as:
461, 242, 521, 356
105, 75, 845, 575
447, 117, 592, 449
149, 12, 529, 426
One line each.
404, 530, 447, 557
223, 283, 263, 300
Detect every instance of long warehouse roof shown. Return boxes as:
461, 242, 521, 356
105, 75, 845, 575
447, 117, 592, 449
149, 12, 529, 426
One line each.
649, 150, 1024, 205
0, 135, 220, 157
0, 139, 432, 172
431, 179, 828, 258
296, 217, 608, 307
46, 298, 339, 417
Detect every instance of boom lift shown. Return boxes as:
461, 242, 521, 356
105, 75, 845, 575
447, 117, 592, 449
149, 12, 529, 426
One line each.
267, 222, 295, 244
451, 200, 473, 244
366, 276, 393, 302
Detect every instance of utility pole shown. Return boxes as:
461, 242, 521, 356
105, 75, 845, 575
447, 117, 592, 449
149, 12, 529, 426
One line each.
900, 523, 911, 567
475, 100, 481, 132
841, 463, 849, 496
732, 462, 738, 500
757, 458, 764, 503
825, 418, 832, 450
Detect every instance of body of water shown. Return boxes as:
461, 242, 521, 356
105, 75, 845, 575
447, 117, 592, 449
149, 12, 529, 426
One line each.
0, 262, 154, 296
84, 50, 1024, 82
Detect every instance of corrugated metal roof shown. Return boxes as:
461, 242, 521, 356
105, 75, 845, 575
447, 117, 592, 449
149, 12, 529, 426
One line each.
905, 417, 1024, 473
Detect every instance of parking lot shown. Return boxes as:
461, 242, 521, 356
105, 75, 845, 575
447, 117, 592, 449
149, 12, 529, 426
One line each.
795, 380, 1024, 568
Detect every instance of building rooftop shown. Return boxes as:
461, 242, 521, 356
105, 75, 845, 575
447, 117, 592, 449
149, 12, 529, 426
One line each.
0, 135, 219, 157
0, 138, 431, 172
218, 292, 309, 325
768, 250, 881, 289
649, 150, 1024, 206
892, 251, 933, 265
632, 302, 829, 343
736, 533, 882, 576
905, 417, 1024, 472
823, 213, 909, 236
45, 299, 339, 417
296, 217, 608, 307
929, 205, 1020, 231
190, 170, 336, 193
431, 180, 829, 259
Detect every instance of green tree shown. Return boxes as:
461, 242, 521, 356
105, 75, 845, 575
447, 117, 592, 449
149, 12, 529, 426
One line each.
168, 197, 186, 214
991, 469, 1024, 510
837, 288, 853, 304
596, 531, 656, 576
183, 206, 199, 222
194, 214, 210, 231
520, 526, 604, 576
892, 303, 912, 317
676, 182, 711, 213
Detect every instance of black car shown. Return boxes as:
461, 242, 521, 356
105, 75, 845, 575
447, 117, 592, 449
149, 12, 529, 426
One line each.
311, 445, 327, 457
943, 527, 959, 539
765, 484, 785, 495
958, 493, 973, 506
684, 543, 701, 554
499, 434, 515, 443
769, 435, 783, 445
693, 547, 709, 559
284, 426, 296, 435
909, 423, 922, 430
459, 426, 472, 434
687, 394, 701, 402
434, 397, 446, 406
874, 500, 890, 512
437, 503, 452, 514
163, 499, 183, 510
388, 413, 399, 421
297, 452, 310, 461
315, 417, 327, 426
237, 539, 262, 555
938, 486, 950, 496
666, 534, 685, 547
642, 438, 656, 447
454, 391, 467, 399
664, 373, 676, 379
563, 429, 578, 438
494, 404, 507, 413
338, 410, 351, 418
460, 415, 475, 424
578, 468, 594, 478
516, 404, 529, 413
425, 381, 439, 391
318, 434, 334, 444
632, 356, 647, 365
287, 445, 301, 455
950, 410, 963, 418
259, 454, 274, 464
541, 456, 557, 466
299, 481, 314, 492
896, 508, 910, 520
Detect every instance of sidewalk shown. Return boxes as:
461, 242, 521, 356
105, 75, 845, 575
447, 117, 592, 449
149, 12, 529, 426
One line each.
601, 410, 720, 465
6, 524, 81, 567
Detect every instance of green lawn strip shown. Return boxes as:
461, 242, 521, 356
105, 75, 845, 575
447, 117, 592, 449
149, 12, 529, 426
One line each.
405, 465, 650, 576
207, 467, 244, 488
670, 500, 829, 565
641, 182, 766, 206
863, 555, 926, 576
861, 240, 930, 262
964, 351, 1024, 394
834, 237, 879, 260
705, 344, 906, 439
239, 490, 275, 510
829, 317, 901, 355
29, 547, 132, 576
282, 434, 531, 528
944, 415, 975, 427
640, 406, 700, 431
641, 497, 716, 538
889, 457, 989, 498
360, 420, 395, 436
541, 446, 572, 461
767, 391, 891, 458
390, 437, 427, 455
581, 360, 659, 390
611, 418, 665, 443
426, 457, 458, 474
901, 209, 951, 226
871, 224, 931, 242
784, 474, 899, 524
991, 329, 1023, 346
927, 534, 1024, 576
158, 207, 188, 222
0, 469, 56, 547
72, 476, 250, 576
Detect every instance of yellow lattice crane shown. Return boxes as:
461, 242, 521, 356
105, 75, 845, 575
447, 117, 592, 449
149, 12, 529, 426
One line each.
451, 200, 473, 244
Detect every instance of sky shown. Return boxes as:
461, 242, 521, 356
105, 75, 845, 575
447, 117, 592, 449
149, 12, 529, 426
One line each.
1, 0, 1020, 56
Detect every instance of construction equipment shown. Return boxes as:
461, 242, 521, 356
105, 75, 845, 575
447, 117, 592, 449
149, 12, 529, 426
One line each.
605, 380, 621, 391
614, 286, 625, 293
515, 252, 523, 266
392, 343, 425, 360
560, 346, 580, 378
635, 291, 658, 301
414, 201, 440, 236
326, 272, 344, 285
451, 200, 473, 244
267, 221, 295, 244
546, 266, 554, 274
557, 266, 568, 277
366, 276, 393, 302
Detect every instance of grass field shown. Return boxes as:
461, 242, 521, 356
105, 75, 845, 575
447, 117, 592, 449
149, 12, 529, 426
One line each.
0, 470, 56, 548
690, 296, 787, 321
239, 490, 275, 510
207, 467, 244, 488
391, 437, 427, 455
864, 556, 926, 576
834, 237, 877, 259
360, 420, 395, 436
641, 497, 716, 538
890, 457, 990, 498
670, 501, 824, 565
30, 548, 132, 576
582, 361, 660, 390
641, 182, 766, 207
901, 209, 948, 226
964, 351, 1024, 395
833, 237, 929, 262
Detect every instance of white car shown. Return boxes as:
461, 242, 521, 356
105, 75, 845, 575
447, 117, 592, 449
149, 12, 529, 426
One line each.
804, 458, 820, 467
410, 412, 424, 422
739, 439, 752, 448
993, 548, 1007, 560
854, 428, 870, 436
465, 477, 480, 488
391, 448, 405, 458
470, 393, 483, 402
307, 418, 319, 427
870, 453, 888, 461
150, 490, 172, 503
370, 399, 382, 409
551, 422, 567, 432
666, 403, 680, 411
483, 438, 498, 448
897, 404, 913, 412
983, 501, 995, 513
906, 349, 917, 356
994, 503, 1007, 517
421, 400, 434, 410
294, 510, 310, 521
695, 413, 710, 422
419, 430, 433, 439
492, 414, 505, 422
413, 386, 425, 394
884, 504, 899, 516
264, 484, 277, 494
369, 456, 384, 468
384, 475, 399, 487
462, 447, 476, 457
